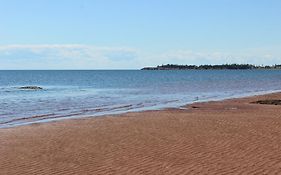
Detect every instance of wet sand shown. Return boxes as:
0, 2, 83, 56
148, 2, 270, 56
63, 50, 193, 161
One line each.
1, 92, 281, 175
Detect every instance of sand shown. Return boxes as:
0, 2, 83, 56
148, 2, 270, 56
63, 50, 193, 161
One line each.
1, 93, 281, 175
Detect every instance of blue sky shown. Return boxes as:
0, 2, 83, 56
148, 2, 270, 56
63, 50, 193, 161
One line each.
0, 0, 281, 69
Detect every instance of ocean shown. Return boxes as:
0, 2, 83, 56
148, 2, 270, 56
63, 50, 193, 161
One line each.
0, 70, 281, 128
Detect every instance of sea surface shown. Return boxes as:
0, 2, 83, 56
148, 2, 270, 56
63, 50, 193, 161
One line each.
0, 70, 281, 128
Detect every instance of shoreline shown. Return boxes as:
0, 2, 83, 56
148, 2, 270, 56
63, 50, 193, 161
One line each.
1, 92, 281, 174
2, 89, 281, 129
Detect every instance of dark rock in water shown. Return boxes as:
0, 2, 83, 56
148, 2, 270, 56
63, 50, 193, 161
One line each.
252, 100, 281, 105
19, 86, 43, 90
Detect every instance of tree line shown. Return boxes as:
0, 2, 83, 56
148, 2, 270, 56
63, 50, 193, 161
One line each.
141, 64, 281, 70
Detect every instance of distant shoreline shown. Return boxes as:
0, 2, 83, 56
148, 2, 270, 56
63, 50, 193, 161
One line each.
141, 64, 281, 70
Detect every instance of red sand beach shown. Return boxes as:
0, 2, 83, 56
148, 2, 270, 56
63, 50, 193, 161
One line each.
1, 93, 281, 175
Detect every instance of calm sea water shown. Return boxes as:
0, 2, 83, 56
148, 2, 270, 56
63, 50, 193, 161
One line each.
0, 70, 281, 128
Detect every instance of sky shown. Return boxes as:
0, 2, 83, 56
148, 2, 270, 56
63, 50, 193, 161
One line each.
0, 0, 281, 69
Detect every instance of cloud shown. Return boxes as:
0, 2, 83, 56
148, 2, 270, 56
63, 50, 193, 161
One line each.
0, 45, 139, 69
149, 48, 281, 66
0, 44, 280, 69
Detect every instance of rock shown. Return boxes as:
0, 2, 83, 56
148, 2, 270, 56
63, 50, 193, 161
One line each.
19, 86, 43, 90
252, 100, 281, 105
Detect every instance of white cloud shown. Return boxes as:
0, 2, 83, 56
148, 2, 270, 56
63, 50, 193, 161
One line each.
149, 48, 281, 66
0, 44, 280, 69
0, 44, 139, 69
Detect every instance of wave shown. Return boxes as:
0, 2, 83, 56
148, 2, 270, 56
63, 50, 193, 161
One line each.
0, 99, 185, 127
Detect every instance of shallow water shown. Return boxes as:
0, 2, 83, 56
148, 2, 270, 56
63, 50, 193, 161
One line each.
0, 70, 281, 128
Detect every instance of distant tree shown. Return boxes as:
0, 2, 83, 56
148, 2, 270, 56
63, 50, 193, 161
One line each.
141, 63, 281, 70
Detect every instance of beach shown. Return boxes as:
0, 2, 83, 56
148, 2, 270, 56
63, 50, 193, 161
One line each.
1, 92, 281, 175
